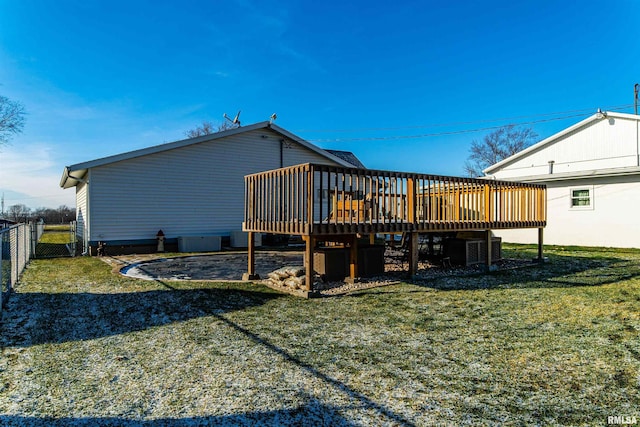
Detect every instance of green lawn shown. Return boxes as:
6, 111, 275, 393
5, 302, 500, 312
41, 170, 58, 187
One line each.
39, 224, 73, 245
1, 244, 639, 426
43, 224, 72, 233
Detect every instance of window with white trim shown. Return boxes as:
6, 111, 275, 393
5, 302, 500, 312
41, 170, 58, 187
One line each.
570, 187, 592, 209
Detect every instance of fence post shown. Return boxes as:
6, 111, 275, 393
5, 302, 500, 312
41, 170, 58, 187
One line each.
22, 224, 27, 269
70, 221, 77, 256
0, 229, 3, 310
30, 222, 37, 258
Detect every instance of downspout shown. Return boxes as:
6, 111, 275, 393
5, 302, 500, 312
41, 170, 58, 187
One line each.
84, 170, 91, 255
280, 138, 284, 168
633, 83, 640, 166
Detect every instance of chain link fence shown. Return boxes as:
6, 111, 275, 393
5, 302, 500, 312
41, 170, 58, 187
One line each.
1, 221, 77, 312
1, 223, 33, 311
34, 222, 79, 258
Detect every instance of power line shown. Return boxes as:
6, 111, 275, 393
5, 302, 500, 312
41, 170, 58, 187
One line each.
307, 106, 629, 142
307, 111, 602, 143
297, 104, 635, 136
3, 193, 72, 202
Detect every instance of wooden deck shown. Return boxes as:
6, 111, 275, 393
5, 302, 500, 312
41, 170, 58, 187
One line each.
243, 163, 547, 295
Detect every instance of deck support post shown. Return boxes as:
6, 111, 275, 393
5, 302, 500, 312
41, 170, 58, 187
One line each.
485, 229, 493, 272
242, 231, 260, 280
428, 234, 434, 257
304, 235, 315, 292
409, 231, 419, 278
346, 235, 359, 283
537, 227, 544, 262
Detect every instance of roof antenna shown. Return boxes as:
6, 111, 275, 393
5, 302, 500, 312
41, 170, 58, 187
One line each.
270, 113, 277, 124
223, 110, 241, 127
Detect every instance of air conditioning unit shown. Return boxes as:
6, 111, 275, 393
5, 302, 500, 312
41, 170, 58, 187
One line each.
443, 238, 501, 266
230, 231, 262, 248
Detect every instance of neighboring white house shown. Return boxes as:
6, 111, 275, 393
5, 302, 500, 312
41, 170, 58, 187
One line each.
60, 121, 362, 254
484, 111, 640, 248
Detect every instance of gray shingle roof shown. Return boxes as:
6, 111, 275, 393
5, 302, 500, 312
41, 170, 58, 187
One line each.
324, 150, 366, 169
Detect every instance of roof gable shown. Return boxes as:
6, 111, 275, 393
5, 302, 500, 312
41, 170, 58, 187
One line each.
484, 111, 640, 178
60, 122, 354, 188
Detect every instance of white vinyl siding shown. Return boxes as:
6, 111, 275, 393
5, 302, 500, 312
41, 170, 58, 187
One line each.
87, 129, 341, 242
75, 180, 88, 239
487, 113, 640, 248
495, 177, 640, 248
491, 116, 640, 179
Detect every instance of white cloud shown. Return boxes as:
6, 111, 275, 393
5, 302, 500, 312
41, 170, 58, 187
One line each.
0, 143, 75, 209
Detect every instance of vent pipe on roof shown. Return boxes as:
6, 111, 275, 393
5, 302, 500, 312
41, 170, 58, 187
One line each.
548, 160, 555, 175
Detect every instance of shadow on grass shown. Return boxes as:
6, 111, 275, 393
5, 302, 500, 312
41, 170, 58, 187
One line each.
0, 398, 359, 426
210, 310, 417, 427
2, 285, 417, 426
399, 252, 640, 292
1, 286, 282, 348
0, 310, 416, 426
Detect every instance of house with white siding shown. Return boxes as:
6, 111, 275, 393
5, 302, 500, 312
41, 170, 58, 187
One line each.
484, 111, 640, 248
60, 121, 362, 255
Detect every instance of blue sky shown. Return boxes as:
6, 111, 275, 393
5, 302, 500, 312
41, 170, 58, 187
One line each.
1, 0, 638, 209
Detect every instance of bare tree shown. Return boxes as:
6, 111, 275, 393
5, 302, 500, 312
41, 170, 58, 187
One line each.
7, 204, 30, 223
29, 205, 76, 223
464, 125, 538, 177
56, 205, 75, 223
0, 95, 26, 146
185, 120, 234, 138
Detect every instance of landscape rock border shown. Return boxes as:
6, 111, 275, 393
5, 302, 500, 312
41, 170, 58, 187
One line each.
105, 251, 538, 297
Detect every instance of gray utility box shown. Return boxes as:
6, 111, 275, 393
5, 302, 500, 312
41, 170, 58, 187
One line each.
230, 231, 262, 248
312, 245, 385, 280
177, 236, 222, 252
443, 237, 501, 266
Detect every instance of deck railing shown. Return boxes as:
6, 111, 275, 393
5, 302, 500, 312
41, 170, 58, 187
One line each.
244, 163, 546, 236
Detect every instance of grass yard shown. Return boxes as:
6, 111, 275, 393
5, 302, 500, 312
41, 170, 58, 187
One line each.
38, 224, 74, 245
1, 244, 639, 426
42, 224, 73, 233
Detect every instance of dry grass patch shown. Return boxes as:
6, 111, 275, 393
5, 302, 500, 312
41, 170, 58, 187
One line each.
1, 245, 639, 425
